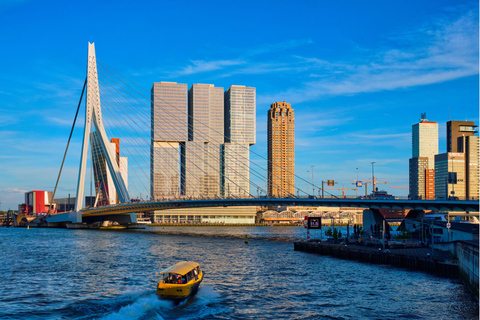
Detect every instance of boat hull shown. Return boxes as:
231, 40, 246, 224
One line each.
156, 272, 204, 301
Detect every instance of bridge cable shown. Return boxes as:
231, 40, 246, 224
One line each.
48, 76, 87, 214
97, 69, 262, 199
96, 60, 337, 198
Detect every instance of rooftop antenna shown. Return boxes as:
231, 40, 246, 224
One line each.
420, 112, 426, 121
448, 108, 450, 121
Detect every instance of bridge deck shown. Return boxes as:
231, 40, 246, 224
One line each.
81, 198, 479, 216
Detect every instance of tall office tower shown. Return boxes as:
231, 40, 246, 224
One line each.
184, 84, 224, 197
409, 117, 438, 199
90, 133, 128, 206
458, 135, 479, 199
447, 120, 477, 152
267, 101, 295, 197
435, 121, 479, 200
150, 82, 188, 199
435, 152, 466, 199
223, 85, 256, 197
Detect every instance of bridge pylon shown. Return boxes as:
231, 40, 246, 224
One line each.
70, 42, 130, 223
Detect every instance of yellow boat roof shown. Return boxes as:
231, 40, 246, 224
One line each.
160, 261, 200, 276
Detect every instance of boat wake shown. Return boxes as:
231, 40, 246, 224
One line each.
95, 285, 222, 320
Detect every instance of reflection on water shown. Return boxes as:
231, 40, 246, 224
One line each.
0, 227, 477, 319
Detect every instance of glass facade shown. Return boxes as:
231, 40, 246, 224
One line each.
151, 82, 188, 142
410, 119, 438, 199
222, 143, 250, 197
151, 142, 180, 199
182, 141, 205, 197
223, 85, 256, 197
435, 152, 466, 199
412, 121, 438, 169
184, 84, 224, 198
150, 82, 188, 199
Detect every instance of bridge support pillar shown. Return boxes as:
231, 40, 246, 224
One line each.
362, 209, 392, 238
397, 210, 426, 232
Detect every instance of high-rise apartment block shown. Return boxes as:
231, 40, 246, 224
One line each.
409, 117, 438, 200
151, 82, 256, 199
150, 82, 188, 199
223, 85, 256, 197
267, 101, 295, 197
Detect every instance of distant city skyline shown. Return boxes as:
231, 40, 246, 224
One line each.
0, 0, 478, 210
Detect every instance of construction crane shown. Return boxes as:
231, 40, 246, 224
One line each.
324, 184, 358, 198
349, 178, 387, 198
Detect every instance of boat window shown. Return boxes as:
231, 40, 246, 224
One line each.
163, 273, 179, 284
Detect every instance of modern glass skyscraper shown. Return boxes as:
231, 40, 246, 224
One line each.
409, 118, 438, 199
412, 119, 438, 168
267, 101, 295, 197
184, 84, 224, 197
150, 82, 188, 199
223, 85, 256, 197
150, 82, 256, 200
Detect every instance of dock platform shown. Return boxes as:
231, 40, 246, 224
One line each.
294, 241, 458, 278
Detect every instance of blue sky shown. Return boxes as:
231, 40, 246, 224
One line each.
0, 0, 478, 210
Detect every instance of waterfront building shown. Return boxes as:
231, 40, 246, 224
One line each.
447, 120, 477, 153
409, 117, 438, 199
90, 133, 128, 205
223, 85, 256, 197
150, 81, 257, 221
150, 82, 188, 199
151, 206, 257, 224
185, 83, 224, 197
18, 191, 53, 215
267, 101, 295, 197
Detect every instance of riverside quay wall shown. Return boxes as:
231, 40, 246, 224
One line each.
435, 240, 479, 297
294, 241, 459, 279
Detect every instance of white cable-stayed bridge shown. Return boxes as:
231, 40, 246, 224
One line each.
46, 43, 479, 227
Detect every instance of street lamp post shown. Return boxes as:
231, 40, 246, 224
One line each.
371, 162, 376, 199
311, 165, 315, 196
307, 170, 310, 196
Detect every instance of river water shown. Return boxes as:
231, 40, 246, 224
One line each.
0, 226, 477, 319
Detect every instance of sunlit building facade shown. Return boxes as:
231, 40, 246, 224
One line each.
447, 120, 477, 153
434, 121, 479, 200
409, 118, 438, 199
268, 101, 295, 197
184, 84, 224, 197
151, 82, 188, 199
435, 152, 466, 199
460, 135, 479, 200
222, 85, 256, 197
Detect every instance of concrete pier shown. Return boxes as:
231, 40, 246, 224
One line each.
294, 241, 459, 278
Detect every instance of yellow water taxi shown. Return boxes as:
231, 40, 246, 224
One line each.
156, 261, 204, 301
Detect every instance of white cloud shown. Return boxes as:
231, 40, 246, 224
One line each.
175, 59, 245, 76
263, 9, 478, 104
